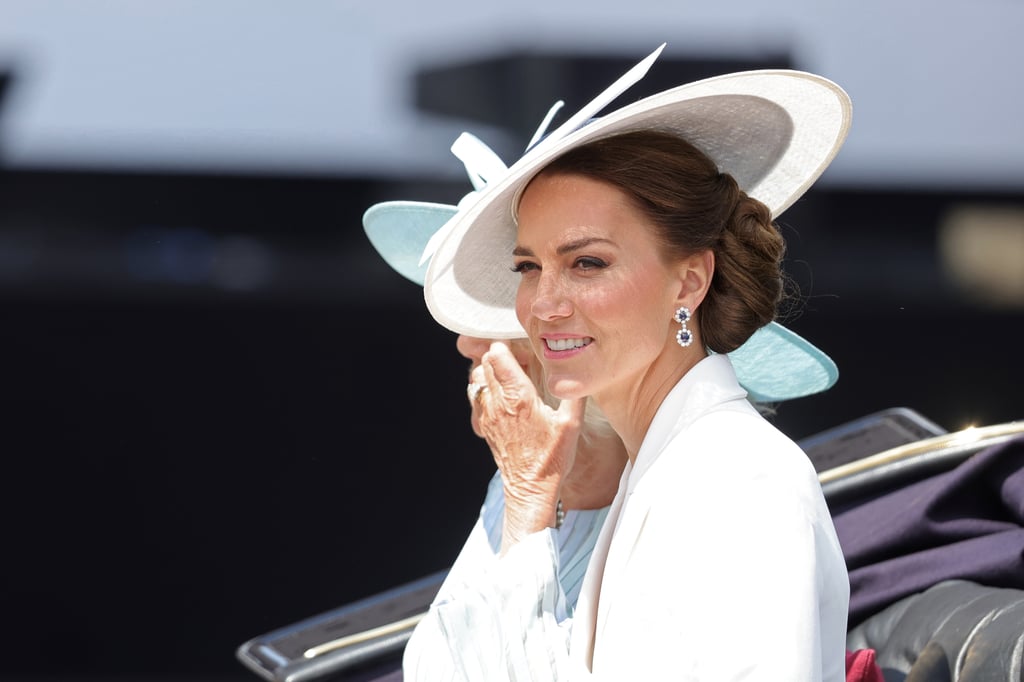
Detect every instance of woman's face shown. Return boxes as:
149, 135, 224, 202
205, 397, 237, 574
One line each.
513, 172, 686, 403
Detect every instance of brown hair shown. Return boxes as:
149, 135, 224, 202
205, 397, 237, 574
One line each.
536, 129, 787, 354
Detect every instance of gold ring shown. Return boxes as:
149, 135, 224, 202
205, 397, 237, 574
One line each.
467, 382, 488, 403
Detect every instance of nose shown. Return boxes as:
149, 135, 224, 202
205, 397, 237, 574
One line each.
456, 335, 491, 364
529, 272, 573, 321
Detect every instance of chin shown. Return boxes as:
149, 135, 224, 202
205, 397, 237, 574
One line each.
547, 378, 590, 402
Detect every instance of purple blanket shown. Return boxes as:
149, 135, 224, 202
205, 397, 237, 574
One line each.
832, 434, 1024, 626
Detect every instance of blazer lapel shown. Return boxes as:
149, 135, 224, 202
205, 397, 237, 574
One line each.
569, 461, 631, 674
592, 475, 655, 660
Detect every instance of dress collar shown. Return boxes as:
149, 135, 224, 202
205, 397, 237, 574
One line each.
628, 354, 749, 490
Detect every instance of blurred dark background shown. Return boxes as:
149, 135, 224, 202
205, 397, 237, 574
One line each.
1, 45, 1021, 681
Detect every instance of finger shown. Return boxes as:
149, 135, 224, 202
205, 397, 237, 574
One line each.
480, 359, 500, 407
467, 360, 488, 399
466, 366, 488, 437
483, 342, 534, 402
467, 382, 488, 403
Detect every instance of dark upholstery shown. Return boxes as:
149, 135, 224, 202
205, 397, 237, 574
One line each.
846, 580, 1024, 681
832, 434, 1024, 626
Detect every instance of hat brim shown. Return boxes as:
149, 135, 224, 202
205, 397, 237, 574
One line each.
363, 201, 457, 285
729, 322, 838, 403
363, 200, 838, 402
423, 69, 852, 343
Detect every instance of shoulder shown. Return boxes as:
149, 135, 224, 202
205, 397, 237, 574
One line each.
653, 406, 824, 514
683, 406, 810, 472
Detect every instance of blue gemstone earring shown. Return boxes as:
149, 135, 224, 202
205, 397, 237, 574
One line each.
674, 306, 693, 347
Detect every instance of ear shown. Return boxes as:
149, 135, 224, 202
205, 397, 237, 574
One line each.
673, 249, 714, 311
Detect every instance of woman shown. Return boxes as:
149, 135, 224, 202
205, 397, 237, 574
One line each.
419, 58, 853, 680
361, 165, 843, 680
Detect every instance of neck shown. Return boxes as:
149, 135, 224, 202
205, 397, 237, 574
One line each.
559, 427, 628, 510
597, 345, 708, 463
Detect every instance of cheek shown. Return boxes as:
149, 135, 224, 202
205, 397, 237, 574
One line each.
514, 282, 533, 327
586, 272, 672, 340
509, 341, 534, 367
456, 335, 492, 364
577, 279, 637, 322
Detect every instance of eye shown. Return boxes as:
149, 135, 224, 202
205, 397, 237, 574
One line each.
511, 260, 539, 274
575, 256, 608, 270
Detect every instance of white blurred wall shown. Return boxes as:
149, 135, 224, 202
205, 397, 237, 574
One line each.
0, 0, 1021, 188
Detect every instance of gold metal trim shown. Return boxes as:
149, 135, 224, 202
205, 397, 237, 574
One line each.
302, 613, 426, 660
818, 421, 1024, 485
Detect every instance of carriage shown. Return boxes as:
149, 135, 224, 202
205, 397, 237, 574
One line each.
236, 407, 1024, 682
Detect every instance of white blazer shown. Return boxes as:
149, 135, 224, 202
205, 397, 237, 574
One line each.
412, 354, 849, 681
569, 354, 850, 681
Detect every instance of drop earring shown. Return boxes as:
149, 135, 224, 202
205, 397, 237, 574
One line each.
674, 306, 693, 347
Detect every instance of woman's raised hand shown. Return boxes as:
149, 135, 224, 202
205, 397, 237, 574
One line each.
470, 341, 585, 552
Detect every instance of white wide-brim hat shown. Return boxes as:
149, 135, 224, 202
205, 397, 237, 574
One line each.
421, 45, 851, 362
364, 199, 838, 404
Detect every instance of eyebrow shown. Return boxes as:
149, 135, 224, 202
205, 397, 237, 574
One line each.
512, 237, 615, 258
